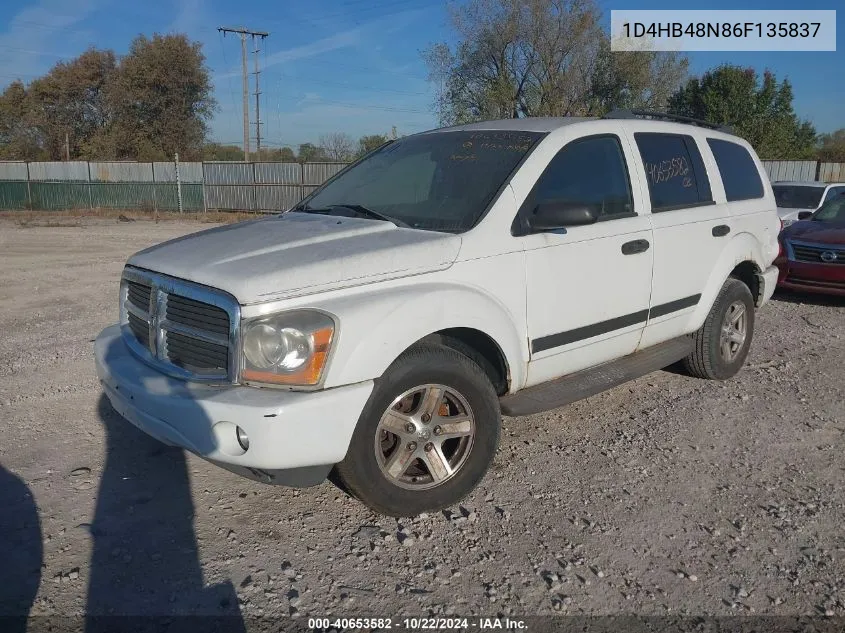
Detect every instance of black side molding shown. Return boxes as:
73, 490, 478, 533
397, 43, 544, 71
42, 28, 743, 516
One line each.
501, 336, 694, 416
649, 293, 701, 319
533, 310, 649, 353
531, 294, 701, 354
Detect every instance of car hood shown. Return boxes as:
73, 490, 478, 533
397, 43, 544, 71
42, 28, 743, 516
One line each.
777, 207, 814, 218
782, 220, 845, 245
127, 213, 462, 304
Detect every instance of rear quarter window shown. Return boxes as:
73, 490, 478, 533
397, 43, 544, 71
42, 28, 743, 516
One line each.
634, 133, 713, 212
707, 138, 765, 202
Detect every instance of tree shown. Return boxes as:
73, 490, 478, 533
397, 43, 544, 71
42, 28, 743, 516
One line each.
817, 129, 845, 162
589, 40, 688, 113
203, 143, 244, 161
422, 0, 688, 124
297, 142, 328, 162
89, 34, 216, 161
319, 132, 355, 161
26, 48, 116, 160
0, 34, 215, 161
357, 134, 389, 157
668, 65, 816, 159
0, 81, 42, 160
275, 147, 296, 162
203, 144, 297, 162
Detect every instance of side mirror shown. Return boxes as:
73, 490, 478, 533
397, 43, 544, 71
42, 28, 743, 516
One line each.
797, 211, 813, 220
528, 201, 598, 231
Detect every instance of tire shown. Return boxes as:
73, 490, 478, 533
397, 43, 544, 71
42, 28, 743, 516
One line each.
335, 344, 501, 517
683, 278, 755, 380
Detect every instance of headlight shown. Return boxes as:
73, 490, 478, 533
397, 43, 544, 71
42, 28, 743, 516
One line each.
781, 218, 795, 228
240, 310, 335, 387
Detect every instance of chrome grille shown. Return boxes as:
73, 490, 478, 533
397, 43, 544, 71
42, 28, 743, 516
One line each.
119, 267, 240, 382
165, 294, 230, 336
127, 281, 152, 311
127, 312, 150, 348
166, 329, 229, 374
789, 241, 845, 264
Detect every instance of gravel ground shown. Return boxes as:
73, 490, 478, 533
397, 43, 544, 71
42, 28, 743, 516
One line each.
1, 218, 844, 626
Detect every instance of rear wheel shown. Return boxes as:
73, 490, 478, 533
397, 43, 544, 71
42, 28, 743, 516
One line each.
683, 278, 755, 380
335, 344, 500, 517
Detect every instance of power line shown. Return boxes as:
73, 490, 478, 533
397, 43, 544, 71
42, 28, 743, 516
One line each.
265, 0, 427, 25
0, 44, 68, 58
272, 72, 428, 97
290, 95, 429, 114
217, 32, 241, 131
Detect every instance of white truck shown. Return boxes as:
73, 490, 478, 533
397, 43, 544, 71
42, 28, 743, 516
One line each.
94, 111, 781, 516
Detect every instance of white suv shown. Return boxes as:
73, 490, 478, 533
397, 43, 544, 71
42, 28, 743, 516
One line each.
94, 111, 781, 516
773, 180, 845, 227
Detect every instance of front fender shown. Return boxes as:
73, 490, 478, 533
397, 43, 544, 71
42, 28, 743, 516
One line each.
312, 280, 529, 393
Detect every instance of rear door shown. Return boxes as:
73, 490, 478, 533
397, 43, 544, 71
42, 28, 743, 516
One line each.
628, 130, 729, 348
705, 135, 778, 260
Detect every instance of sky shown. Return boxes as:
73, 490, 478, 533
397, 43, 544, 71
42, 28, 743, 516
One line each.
0, 0, 842, 150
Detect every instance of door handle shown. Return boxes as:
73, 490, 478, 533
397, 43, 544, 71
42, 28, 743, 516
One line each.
712, 224, 731, 237
621, 239, 650, 255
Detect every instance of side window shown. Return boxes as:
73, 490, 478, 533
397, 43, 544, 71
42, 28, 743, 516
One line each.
706, 138, 765, 201
634, 133, 713, 211
530, 135, 634, 219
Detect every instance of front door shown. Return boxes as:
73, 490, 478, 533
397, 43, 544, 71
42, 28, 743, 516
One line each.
520, 133, 654, 387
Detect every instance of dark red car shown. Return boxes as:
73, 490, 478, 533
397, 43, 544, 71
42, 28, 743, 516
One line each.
775, 195, 845, 296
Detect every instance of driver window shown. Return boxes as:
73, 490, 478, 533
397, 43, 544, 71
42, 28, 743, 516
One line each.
532, 136, 635, 218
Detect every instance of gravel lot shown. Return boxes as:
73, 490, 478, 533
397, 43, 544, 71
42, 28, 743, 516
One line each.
1, 218, 844, 626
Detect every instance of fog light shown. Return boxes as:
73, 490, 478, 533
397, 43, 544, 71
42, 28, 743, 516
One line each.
236, 426, 250, 451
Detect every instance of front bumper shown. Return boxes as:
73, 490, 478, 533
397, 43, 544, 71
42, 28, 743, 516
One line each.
94, 324, 374, 485
774, 258, 845, 297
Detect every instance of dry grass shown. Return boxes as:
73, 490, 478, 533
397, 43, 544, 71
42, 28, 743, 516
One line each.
0, 207, 262, 227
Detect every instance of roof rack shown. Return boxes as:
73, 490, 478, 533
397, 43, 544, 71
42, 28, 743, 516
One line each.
602, 109, 733, 134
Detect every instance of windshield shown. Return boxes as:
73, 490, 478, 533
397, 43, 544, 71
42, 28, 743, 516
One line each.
296, 130, 544, 232
813, 196, 845, 222
772, 185, 825, 209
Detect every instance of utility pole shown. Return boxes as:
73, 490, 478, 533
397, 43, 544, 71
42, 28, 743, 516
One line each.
253, 41, 263, 154
64, 132, 70, 161
218, 26, 269, 162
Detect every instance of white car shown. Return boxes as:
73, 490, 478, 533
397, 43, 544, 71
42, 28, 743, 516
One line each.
773, 180, 845, 227
94, 111, 781, 516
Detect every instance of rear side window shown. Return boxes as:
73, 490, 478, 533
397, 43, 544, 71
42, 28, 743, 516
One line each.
707, 138, 764, 201
634, 133, 713, 211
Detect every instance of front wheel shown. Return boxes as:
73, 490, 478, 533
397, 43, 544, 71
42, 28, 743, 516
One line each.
683, 278, 755, 380
335, 344, 501, 517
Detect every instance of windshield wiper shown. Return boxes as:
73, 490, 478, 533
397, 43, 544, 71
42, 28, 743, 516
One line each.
293, 203, 411, 228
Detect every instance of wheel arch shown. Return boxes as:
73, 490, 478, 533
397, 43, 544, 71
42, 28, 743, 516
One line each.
415, 327, 511, 396
687, 232, 769, 332
319, 281, 528, 392
729, 260, 763, 306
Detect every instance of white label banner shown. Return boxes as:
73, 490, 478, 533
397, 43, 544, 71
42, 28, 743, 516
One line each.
610, 10, 836, 51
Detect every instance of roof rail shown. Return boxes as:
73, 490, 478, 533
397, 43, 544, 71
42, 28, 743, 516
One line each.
602, 109, 733, 134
